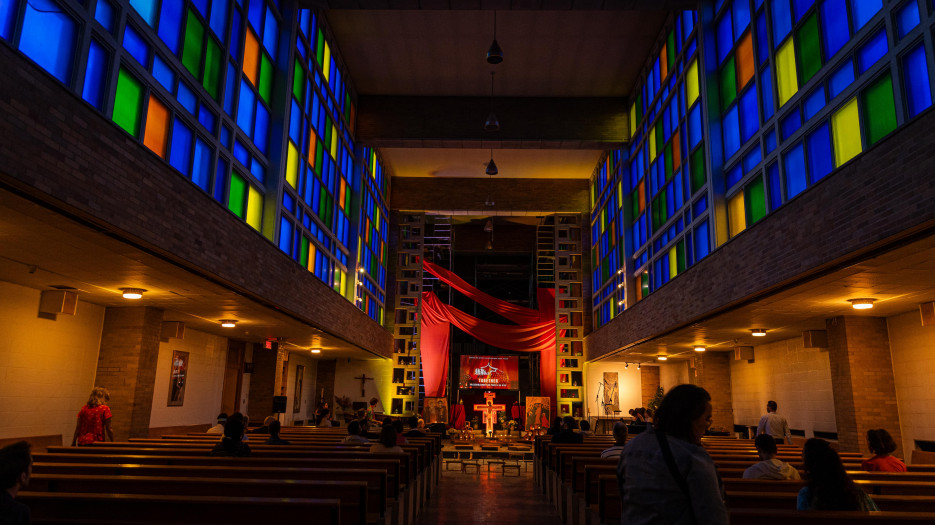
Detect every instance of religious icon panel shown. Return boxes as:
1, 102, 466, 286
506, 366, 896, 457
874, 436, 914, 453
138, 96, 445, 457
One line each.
423, 397, 448, 424
525, 397, 550, 430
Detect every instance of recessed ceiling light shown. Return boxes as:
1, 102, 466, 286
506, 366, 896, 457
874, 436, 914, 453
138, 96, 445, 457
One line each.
694, 345, 706, 352
656, 355, 668, 361
849, 298, 875, 310
120, 288, 145, 299
220, 319, 237, 328
751, 328, 767, 337
311, 349, 321, 354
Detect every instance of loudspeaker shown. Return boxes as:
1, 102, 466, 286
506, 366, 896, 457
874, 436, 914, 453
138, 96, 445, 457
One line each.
39, 290, 78, 315
161, 321, 185, 340
802, 330, 828, 348
272, 396, 287, 413
921, 302, 935, 326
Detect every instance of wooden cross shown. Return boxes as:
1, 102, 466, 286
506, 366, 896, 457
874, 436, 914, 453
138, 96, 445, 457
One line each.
473, 392, 506, 437
354, 374, 374, 397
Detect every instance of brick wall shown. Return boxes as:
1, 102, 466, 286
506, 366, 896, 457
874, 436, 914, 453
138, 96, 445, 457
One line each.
826, 316, 903, 455
0, 45, 391, 359
93, 307, 164, 440
692, 352, 735, 433
640, 366, 660, 408
315, 359, 337, 415
247, 346, 277, 419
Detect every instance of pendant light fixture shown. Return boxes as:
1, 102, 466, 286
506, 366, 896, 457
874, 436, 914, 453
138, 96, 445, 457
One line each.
485, 71, 500, 131
485, 149, 498, 175
486, 11, 503, 64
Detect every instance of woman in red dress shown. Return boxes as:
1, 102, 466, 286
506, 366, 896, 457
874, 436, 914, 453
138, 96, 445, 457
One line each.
70, 387, 114, 446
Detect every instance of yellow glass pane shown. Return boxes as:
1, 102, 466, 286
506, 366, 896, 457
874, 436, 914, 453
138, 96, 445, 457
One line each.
728, 192, 746, 237
686, 60, 700, 106
832, 97, 862, 166
668, 246, 677, 279
330, 125, 338, 159
649, 129, 657, 162
776, 39, 798, 107
246, 185, 262, 231
629, 102, 637, 137
323, 41, 332, 82
617, 181, 622, 205
375, 208, 381, 230
285, 141, 299, 188
243, 30, 259, 86
143, 96, 169, 158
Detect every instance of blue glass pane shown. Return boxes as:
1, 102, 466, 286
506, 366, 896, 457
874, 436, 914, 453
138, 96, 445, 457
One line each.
732, 0, 750, 39
716, 12, 733, 64
231, 7, 243, 61
765, 130, 777, 154
767, 162, 782, 210
209, 0, 230, 42
192, 0, 208, 17
289, 100, 301, 143
851, 0, 882, 32
198, 105, 216, 134
169, 118, 193, 174
254, 102, 270, 154
214, 158, 227, 202
178, 82, 197, 114
755, 10, 769, 65
743, 145, 762, 173
803, 87, 826, 120
858, 29, 888, 74
694, 220, 709, 260
740, 87, 759, 141
263, 6, 278, 55
897, 1, 920, 39
781, 109, 801, 140
250, 158, 265, 181
224, 63, 236, 116
123, 24, 150, 66
279, 217, 293, 254
220, 125, 231, 148
904, 45, 932, 118
693, 195, 707, 215
792, 0, 814, 21
237, 80, 255, 133
820, 0, 849, 60
807, 121, 832, 183
761, 65, 775, 120
829, 60, 855, 98
94, 0, 115, 33
152, 55, 174, 91
233, 140, 249, 165
723, 105, 741, 158
248, 0, 263, 31
726, 163, 743, 188
771, 0, 792, 46
129, 0, 158, 27
192, 137, 212, 191
82, 40, 108, 110
0, 0, 16, 40
783, 142, 807, 198
19, 0, 77, 84
158, 0, 184, 54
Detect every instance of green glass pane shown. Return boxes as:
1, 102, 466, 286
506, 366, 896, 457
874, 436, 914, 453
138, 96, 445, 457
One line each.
667, 31, 676, 67
318, 189, 327, 222
661, 187, 669, 220
691, 145, 706, 193
345, 185, 351, 210
641, 272, 649, 296
654, 122, 663, 155
863, 73, 897, 145
601, 256, 610, 282
720, 55, 737, 109
300, 236, 309, 266
113, 68, 143, 137
635, 94, 643, 125
315, 140, 324, 174
746, 177, 767, 225
204, 38, 222, 100
630, 191, 639, 222
182, 9, 204, 78
676, 241, 686, 273
316, 29, 324, 66
259, 53, 273, 104
797, 13, 822, 84
293, 59, 304, 102
665, 144, 673, 180
228, 172, 247, 218
344, 93, 352, 123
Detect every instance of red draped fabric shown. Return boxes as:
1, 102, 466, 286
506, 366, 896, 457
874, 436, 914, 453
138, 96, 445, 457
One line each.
419, 261, 557, 408
449, 403, 466, 429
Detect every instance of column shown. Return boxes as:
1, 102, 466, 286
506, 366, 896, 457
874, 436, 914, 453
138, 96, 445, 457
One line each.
691, 352, 735, 433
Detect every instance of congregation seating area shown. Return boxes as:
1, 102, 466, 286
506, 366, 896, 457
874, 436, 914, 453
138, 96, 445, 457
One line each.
18, 426, 441, 525
535, 435, 935, 525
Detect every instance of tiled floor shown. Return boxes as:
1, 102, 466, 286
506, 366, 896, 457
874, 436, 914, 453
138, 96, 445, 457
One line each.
416, 463, 564, 525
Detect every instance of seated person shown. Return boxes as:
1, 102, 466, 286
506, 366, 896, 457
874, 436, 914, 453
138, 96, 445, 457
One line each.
251, 415, 276, 434
370, 425, 404, 454
861, 428, 906, 472
393, 420, 408, 445
206, 413, 227, 434
743, 434, 801, 480
797, 438, 877, 511
210, 417, 251, 457
550, 416, 584, 444
263, 421, 291, 445
344, 420, 370, 444
403, 416, 426, 438
579, 420, 593, 436
546, 417, 562, 436
601, 421, 629, 459
317, 408, 333, 428
0, 441, 32, 525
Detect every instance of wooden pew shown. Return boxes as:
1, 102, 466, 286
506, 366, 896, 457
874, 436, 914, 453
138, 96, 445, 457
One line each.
727, 491, 935, 512
20, 492, 340, 525
730, 509, 935, 524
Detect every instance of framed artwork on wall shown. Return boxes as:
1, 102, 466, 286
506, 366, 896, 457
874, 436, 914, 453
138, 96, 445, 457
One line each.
167, 350, 189, 407
293, 365, 304, 413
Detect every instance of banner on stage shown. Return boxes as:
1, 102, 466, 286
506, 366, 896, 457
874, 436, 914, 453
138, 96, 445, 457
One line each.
458, 355, 519, 390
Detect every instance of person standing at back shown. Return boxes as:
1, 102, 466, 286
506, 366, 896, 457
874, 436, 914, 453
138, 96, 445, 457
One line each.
757, 400, 792, 445
71, 386, 114, 446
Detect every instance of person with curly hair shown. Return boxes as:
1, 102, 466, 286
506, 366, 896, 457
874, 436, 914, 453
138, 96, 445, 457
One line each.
861, 428, 907, 472
71, 387, 114, 446
797, 438, 877, 511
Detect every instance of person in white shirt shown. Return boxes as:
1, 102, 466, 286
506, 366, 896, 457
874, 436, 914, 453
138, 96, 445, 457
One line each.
206, 413, 227, 434
757, 401, 792, 444
743, 434, 801, 480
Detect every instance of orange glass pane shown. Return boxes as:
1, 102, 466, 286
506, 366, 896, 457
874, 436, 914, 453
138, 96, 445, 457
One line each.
339, 178, 346, 209
736, 32, 755, 90
307, 129, 317, 166
637, 180, 646, 212
660, 44, 668, 80
143, 96, 169, 158
672, 130, 681, 170
243, 29, 259, 86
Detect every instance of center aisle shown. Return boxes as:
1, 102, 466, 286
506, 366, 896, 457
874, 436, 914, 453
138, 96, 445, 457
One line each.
415, 464, 564, 525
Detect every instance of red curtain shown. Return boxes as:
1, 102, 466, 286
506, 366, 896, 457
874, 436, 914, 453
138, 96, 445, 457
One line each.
419, 261, 557, 406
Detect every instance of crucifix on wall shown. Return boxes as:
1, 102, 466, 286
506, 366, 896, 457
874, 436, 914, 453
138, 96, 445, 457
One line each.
354, 374, 374, 397
474, 392, 506, 437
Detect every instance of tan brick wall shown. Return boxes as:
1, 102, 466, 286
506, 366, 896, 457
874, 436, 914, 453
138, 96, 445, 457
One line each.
247, 347, 277, 419
692, 352, 734, 433
94, 307, 164, 440
640, 366, 660, 408
827, 316, 903, 456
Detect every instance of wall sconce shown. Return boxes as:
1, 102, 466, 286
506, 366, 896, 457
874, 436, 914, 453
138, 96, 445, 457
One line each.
121, 288, 146, 299
849, 298, 875, 310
